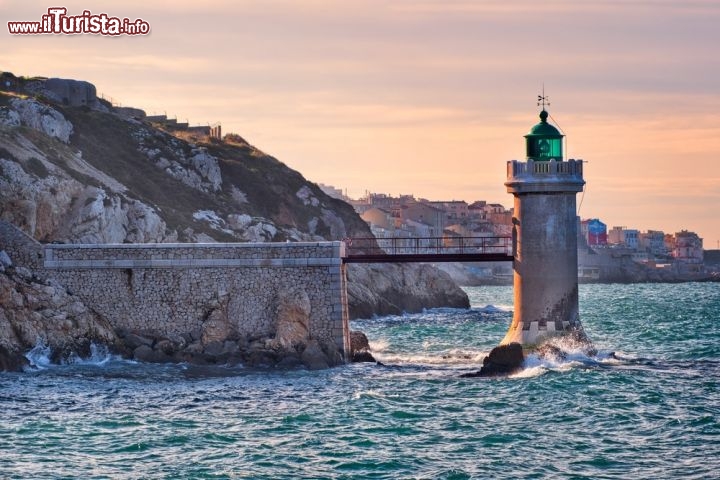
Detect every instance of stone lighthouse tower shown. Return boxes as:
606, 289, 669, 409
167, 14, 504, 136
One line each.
501, 104, 589, 347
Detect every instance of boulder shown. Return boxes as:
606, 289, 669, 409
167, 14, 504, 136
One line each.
133, 344, 171, 363
274, 288, 311, 348
300, 340, 330, 370
349, 330, 376, 363
0, 107, 21, 127
0, 251, 12, 269
352, 351, 377, 363
201, 308, 231, 346
462, 343, 525, 378
120, 332, 154, 350
9, 97, 73, 143
350, 330, 370, 352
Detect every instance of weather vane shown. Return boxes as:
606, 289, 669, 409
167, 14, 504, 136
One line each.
537, 84, 549, 109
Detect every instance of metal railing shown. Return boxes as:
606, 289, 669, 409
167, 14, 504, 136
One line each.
345, 236, 512, 257
507, 159, 584, 178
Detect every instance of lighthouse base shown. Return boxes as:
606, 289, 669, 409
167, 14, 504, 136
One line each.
500, 317, 585, 346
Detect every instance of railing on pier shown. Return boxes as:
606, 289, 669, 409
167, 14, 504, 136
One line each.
343, 236, 513, 263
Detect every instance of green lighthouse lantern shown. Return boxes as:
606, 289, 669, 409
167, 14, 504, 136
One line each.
525, 110, 563, 161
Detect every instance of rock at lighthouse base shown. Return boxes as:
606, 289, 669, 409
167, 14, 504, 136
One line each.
462, 342, 525, 378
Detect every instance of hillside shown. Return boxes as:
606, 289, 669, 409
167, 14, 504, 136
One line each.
0, 75, 469, 325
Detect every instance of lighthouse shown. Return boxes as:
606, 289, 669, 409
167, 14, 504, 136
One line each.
501, 102, 589, 347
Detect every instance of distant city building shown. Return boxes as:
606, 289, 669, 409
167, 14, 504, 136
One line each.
318, 183, 347, 201
608, 226, 639, 250
638, 230, 666, 257
360, 207, 395, 232
351, 192, 515, 239
673, 230, 703, 264
581, 219, 608, 246
428, 201, 469, 222
399, 201, 445, 236
467, 201, 488, 220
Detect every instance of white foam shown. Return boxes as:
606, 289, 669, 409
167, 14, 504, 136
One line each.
374, 349, 487, 366
510, 365, 547, 379
352, 389, 387, 400
65, 343, 118, 366
368, 338, 389, 352
24, 341, 53, 370
477, 304, 513, 313
24, 341, 122, 370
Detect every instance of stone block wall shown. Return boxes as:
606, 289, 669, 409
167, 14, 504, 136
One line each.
0, 220, 43, 270
1, 221, 350, 358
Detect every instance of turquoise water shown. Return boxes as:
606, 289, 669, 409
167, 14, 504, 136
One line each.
1, 283, 719, 479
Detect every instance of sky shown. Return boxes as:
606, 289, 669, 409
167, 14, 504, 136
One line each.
2, 0, 719, 247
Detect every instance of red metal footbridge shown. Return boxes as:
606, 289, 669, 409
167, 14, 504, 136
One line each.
342, 236, 513, 263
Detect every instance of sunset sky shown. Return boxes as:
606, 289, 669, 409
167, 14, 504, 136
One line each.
2, 0, 719, 246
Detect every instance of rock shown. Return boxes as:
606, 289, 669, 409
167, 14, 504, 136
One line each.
0, 107, 21, 127
190, 150, 222, 192
121, 332, 154, 350
320, 208, 347, 239
245, 349, 277, 367
203, 340, 224, 357
189, 328, 203, 342
0, 345, 28, 371
300, 340, 329, 370
347, 263, 470, 319
324, 343, 345, 367
222, 340, 239, 356
201, 308, 230, 346
350, 330, 370, 352
296, 186, 320, 207
349, 330, 376, 363
276, 353, 302, 368
134, 344, 171, 363
462, 343, 525, 378
0, 149, 171, 243
154, 339, 176, 356
227, 213, 252, 230
14, 266, 32, 281
0, 251, 12, 269
274, 288, 311, 348
352, 351, 377, 363
132, 345, 152, 361
185, 341, 204, 355
9, 97, 73, 143
536, 343, 567, 362
0, 265, 122, 371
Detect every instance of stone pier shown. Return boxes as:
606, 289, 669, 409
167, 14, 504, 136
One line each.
0, 220, 351, 360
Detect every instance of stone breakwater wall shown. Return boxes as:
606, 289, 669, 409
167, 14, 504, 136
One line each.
0, 221, 43, 271
1, 221, 350, 360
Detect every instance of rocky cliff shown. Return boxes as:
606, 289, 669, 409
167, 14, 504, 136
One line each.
0, 251, 121, 370
0, 75, 469, 368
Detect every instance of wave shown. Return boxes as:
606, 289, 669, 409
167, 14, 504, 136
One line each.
23, 341, 126, 371
475, 304, 513, 313
23, 341, 54, 370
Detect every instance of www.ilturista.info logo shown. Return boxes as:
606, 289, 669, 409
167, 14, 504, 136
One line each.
8, 7, 150, 36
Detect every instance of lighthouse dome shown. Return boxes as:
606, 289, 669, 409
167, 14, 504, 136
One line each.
524, 110, 563, 161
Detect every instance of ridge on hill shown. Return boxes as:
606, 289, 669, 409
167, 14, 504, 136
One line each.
0, 74, 469, 330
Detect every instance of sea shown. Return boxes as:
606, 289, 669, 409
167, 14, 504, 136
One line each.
1, 282, 718, 479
